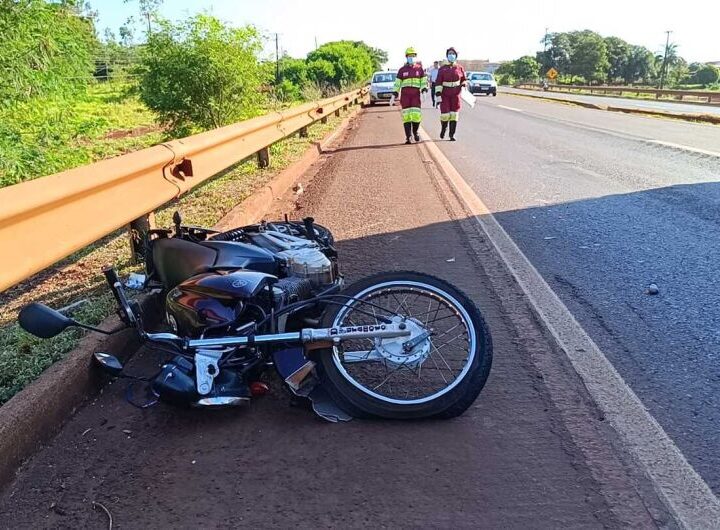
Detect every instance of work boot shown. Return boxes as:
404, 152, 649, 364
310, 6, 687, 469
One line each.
440, 122, 448, 139
449, 121, 457, 141
412, 122, 420, 142
403, 122, 412, 144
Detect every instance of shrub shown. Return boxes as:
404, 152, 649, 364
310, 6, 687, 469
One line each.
0, 0, 96, 104
137, 15, 270, 134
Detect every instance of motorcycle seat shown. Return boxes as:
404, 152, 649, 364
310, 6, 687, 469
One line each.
152, 237, 217, 289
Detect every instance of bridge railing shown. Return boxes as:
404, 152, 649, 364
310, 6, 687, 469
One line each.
513, 84, 720, 105
0, 88, 368, 293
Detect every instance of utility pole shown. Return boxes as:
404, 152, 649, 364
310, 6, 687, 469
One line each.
275, 33, 280, 84
315, 36, 318, 50
543, 27, 549, 52
659, 30, 672, 90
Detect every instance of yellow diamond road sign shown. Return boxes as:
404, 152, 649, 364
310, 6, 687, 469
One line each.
546, 67, 558, 80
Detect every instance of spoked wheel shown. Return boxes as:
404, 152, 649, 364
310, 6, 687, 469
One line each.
318, 271, 492, 419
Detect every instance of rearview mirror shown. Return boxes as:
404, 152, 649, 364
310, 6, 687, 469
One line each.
93, 352, 124, 376
18, 303, 75, 338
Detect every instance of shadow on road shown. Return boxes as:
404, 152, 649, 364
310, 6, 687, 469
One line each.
0, 214, 628, 529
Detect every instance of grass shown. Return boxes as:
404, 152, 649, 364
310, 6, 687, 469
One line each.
0, 82, 163, 188
0, 106, 350, 404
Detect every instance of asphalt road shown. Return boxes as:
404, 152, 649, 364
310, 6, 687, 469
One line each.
503, 87, 720, 117
422, 94, 720, 492
0, 107, 672, 528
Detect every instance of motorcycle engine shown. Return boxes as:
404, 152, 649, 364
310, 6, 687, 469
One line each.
250, 230, 336, 287
277, 247, 334, 286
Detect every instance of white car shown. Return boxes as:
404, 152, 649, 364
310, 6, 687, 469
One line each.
468, 72, 497, 96
369, 71, 397, 105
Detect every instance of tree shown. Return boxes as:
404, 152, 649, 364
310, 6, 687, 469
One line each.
623, 45, 655, 84
604, 36, 630, 82
513, 56, 541, 81
0, 0, 97, 103
124, 0, 163, 34
353, 42, 388, 70
306, 58, 336, 86
692, 64, 720, 85
119, 18, 136, 46
276, 55, 309, 100
666, 57, 689, 87
536, 32, 573, 74
306, 41, 375, 89
656, 41, 682, 88
137, 15, 269, 133
567, 31, 609, 83
495, 56, 539, 83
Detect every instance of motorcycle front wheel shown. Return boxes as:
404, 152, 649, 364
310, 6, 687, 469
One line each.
318, 271, 492, 419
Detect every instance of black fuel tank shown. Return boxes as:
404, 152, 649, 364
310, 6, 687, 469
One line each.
199, 240, 277, 274
166, 270, 276, 337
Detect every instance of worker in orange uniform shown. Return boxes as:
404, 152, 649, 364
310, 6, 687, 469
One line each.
434, 47, 466, 141
393, 47, 428, 144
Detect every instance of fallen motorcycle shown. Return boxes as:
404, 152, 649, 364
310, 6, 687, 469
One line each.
19, 215, 492, 421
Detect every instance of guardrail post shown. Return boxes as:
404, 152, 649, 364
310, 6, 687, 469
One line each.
128, 212, 155, 264
298, 127, 308, 138
321, 116, 328, 124
334, 109, 341, 117
257, 147, 270, 169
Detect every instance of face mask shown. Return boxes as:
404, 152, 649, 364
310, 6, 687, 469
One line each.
406, 56, 415, 65
447, 54, 456, 62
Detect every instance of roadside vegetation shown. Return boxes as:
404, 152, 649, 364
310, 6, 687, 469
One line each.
495, 30, 719, 90
1, 1, 383, 187
0, 0, 384, 403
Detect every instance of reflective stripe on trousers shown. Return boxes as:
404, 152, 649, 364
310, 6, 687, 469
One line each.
402, 107, 422, 123
440, 112, 459, 122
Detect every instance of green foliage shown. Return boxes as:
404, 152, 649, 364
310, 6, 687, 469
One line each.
0, 83, 161, 187
565, 31, 609, 82
0, 0, 98, 104
276, 56, 309, 101
137, 15, 270, 134
623, 45, 656, 84
496, 56, 540, 83
307, 58, 336, 85
352, 41, 388, 70
604, 36, 630, 82
536, 32, 572, 74
691, 64, 720, 86
536, 30, 668, 84
273, 40, 384, 102
306, 41, 375, 89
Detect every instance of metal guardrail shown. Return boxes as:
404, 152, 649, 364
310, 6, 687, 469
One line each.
514, 84, 720, 105
0, 88, 368, 293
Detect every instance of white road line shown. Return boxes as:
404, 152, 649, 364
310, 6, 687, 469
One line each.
647, 139, 720, 158
418, 125, 720, 529
496, 105, 523, 112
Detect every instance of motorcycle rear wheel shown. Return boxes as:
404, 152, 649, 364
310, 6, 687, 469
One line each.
318, 271, 492, 419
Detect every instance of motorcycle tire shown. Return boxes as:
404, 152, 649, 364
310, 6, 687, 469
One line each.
317, 271, 492, 420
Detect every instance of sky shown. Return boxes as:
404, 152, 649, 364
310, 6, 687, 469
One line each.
97, 0, 720, 66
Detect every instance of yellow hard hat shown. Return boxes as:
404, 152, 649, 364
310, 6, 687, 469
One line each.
405, 47, 417, 56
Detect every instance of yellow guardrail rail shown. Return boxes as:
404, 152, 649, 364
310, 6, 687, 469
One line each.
0, 88, 368, 293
